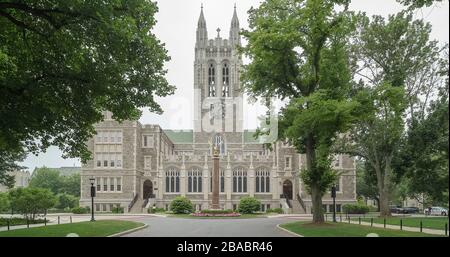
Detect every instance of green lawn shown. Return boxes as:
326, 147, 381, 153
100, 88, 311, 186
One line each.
0, 220, 144, 237
280, 221, 442, 237
168, 213, 268, 219
353, 217, 448, 230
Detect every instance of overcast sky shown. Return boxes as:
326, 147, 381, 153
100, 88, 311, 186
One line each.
21, 0, 449, 171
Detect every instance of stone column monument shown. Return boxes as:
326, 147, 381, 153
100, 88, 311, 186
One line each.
211, 146, 220, 210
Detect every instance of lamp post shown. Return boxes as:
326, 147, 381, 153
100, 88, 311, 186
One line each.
331, 184, 337, 222
89, 178, 96, 222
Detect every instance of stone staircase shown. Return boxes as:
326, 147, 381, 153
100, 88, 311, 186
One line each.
293, 193, 307, 214
128, 196, 144, 213
292, 197, 306, 214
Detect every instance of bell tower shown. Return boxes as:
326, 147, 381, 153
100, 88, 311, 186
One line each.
193, 5, 243, 145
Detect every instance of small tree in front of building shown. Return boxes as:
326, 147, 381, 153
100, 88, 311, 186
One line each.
170, 196, 194, 214
0, 192, 10, 213
238, 197, 261, 214
9, 187, 57, 220
55, 193, 79, 210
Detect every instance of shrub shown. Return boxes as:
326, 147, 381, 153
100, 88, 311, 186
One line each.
266, 208, 283, 214
342, 203, 370, 214
111, 206, 124, 213
0, 192, 10, 213
71, 206, 89, 214
170, 197, 194, 214
238, 197, 261, 214
148, 207, 166, 213
0, 217, 47, 226
8, 187, 57, 220
55, 193, 79, 210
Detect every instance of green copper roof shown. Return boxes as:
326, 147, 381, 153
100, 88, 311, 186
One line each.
244, 130, 260, 143
163, 129, 262, 144
164, 130, 193, 143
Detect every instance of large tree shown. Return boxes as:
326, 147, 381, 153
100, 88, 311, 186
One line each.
339, 11, 441, 217
28, 167, 62, 195
241, 0, 360, 223
356, 160, 380, 210
393, 50, 449, 205
0, 1, 174, 167
397, 0, 446, 9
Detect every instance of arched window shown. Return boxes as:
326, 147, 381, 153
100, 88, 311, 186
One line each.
233, 168, 247, 193
256, 168, 270, 193
188, 168, 202, 193
208, 63, 215, 97
165, 168, 180, 193
222, 63, 230, 97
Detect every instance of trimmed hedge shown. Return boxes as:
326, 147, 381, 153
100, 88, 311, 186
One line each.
0, 217, 46, 227
148, 207, 166, 213
266, 208, 283, 214
342, 204, 370, 214
170, 197, 194, 214
111, 206, 124, 214
238, 197, 261, 214
71, 206, 90, 214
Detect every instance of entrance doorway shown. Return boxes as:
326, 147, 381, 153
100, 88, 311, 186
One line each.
143, 180, 153, 199
283, 180, 293, 200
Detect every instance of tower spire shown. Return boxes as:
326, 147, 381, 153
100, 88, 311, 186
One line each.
196, 4, 208, 48
229, 5, 241, 47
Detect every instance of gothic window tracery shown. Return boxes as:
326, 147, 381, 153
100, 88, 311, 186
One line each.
222, 63, 230, 97
208, 63, 215, 97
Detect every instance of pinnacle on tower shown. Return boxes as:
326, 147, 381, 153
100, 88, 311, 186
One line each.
229, 4, 241, 46
196, 4, 208, 48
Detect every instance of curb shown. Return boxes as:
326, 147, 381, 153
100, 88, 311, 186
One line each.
107, 224, 149, 237
276, 224, 303, 237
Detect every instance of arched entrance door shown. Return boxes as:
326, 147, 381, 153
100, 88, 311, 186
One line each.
143, 180, 153, 199
283, 180, 293, 200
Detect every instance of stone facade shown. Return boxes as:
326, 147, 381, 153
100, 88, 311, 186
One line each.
0, 170, 30, 192
80, 7, 357, 214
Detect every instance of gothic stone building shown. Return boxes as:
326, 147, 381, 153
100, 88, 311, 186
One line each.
80, 7, 357, 214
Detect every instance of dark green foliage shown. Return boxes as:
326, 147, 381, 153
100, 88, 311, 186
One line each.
342, 203, 370, 214
29, 167, 80, 196
238, 197, 261, 214
71, 206, 89, 214
0, 0, 174, 164
169, 196, 194, 214
55, 193, 79, 210
266, 208, 284, 214
8, 187, 57, 219
0, 192, 10, 213
240, 0, 359, 223
148, 207, 165, 213
0, 217, 46, 227
397, 0, 444, 9
111, 206, 124, 214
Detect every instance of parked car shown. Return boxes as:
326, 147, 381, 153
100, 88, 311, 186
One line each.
389, 205, 403, 214
424, 207, 448, 216
401, 207, 419, 214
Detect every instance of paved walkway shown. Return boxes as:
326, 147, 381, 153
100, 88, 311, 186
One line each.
121, 216, 310, 237
2, 214, 446, 236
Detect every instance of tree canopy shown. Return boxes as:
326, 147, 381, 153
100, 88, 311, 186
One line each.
0, 0, 174, 167
241, 0, 360, 223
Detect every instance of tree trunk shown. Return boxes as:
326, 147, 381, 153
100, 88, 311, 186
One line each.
305, 134, 324, 223
311, 184, 325, 223
375, 197, 380, 212
379, 189, 391, 217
